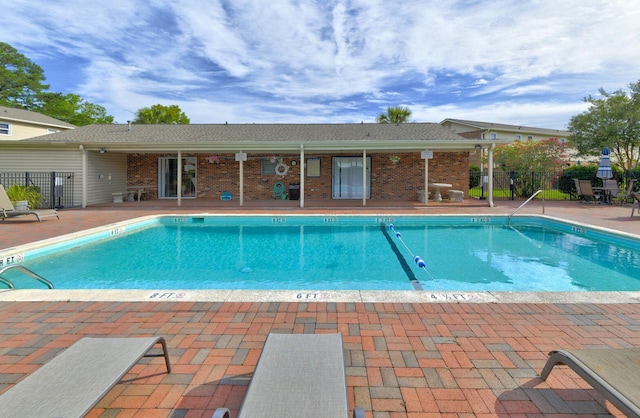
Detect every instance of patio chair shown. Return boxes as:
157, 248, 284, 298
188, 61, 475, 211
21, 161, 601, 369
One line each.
0, 336, 171, 418
631, 192, 640, 217
541, 348, 640, 417
578, 180, 601, 203
573, 178, 583, 201
272, 181, 287, 200
614, 179, 636, 205
213, 333, 364, 418
0, 184, 59, 222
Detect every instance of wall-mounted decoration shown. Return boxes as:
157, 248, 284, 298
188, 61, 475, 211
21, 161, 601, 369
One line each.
306, 157, 321, 177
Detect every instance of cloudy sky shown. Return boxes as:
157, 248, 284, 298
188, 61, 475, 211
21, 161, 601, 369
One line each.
3, 1, 639, 128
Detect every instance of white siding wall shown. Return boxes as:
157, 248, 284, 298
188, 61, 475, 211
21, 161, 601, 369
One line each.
0, 147, 83, 207
86, 152, 128, 205
0, 147, 129, 207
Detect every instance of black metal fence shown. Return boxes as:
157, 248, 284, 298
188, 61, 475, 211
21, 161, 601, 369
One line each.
470, 170, 640, 201
0, 172, 75, 209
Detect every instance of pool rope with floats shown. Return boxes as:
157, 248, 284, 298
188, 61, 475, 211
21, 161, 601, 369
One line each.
388, 223, 441, 289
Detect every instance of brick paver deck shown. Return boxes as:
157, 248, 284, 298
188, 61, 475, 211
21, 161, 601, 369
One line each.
1, 200, 639, 417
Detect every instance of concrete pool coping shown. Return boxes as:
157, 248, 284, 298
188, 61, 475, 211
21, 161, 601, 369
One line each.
1, 288, 640, 304
2, 211, 640, 304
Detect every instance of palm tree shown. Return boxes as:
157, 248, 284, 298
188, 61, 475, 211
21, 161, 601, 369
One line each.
376, 106, 412, 124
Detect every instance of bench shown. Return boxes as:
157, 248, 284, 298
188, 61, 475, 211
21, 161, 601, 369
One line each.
416, 190, 431, 203
0, 337, 171, 418
112, 192, 126, 203
213, 333, 364, 418
447, 189, 464, 202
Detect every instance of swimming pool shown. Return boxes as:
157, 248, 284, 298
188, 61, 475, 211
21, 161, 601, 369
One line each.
3, 215, 640, 292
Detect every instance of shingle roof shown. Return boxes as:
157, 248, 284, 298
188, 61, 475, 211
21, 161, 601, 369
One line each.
0, 106, 76, 129
441, 118, 571, 136
24, 122, 469, 147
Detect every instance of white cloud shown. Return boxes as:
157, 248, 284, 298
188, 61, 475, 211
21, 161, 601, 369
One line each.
1, 0, 639, 126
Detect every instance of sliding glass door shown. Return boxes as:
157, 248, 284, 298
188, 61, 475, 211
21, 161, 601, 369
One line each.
158, 157, 196, 198
332, 157, 371, 199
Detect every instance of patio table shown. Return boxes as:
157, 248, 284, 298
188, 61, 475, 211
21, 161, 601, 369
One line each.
593, 186, 619, 204
429, 183, 452, 202
127, 186, 147, 202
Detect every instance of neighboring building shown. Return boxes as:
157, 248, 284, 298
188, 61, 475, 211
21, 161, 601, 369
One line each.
0, 123, 509, 208
0, 105, 75, 140
440, 118, 577, 165
440, 118, 571, 142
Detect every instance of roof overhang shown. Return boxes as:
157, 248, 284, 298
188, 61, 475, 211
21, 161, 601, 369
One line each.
73, 139, 509, 154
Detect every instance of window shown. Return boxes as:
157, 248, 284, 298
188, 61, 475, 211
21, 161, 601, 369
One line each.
527, 135, 533, 140
490, 133, 497, 139
47, 128, 60, 134
0, 123, 9, 135
261, 158, 277, 175
515, 134, 522, 140
306, 158, 321, 177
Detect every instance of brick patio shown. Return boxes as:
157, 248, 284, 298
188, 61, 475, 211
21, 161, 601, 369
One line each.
1, 200, 639, 417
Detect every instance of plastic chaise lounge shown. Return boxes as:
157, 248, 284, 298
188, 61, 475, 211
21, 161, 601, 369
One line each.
540, 348, 640, 417
213, 333, 364, 418
0, 337, 171, 418
0, 184, 59, 222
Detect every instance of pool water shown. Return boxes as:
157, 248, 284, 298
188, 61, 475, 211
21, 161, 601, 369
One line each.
6, 216, 640, 291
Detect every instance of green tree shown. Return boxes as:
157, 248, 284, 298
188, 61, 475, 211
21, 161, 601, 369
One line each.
568, 80, 640, 170
133, 104, 190, 124
494, 138, 568, 197
0, 42, 49, 108
38, 92, 114, 125
376, 106, 412, 123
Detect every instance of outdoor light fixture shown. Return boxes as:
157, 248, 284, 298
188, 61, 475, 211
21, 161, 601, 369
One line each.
99, 148, 106, 154
474, 144, 482, 154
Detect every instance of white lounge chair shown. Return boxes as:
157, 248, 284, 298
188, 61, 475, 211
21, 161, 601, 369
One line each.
0, 184, 59, 222
541, 348, 640, 417
213, 333, 364, 418
0, 337, 171, 418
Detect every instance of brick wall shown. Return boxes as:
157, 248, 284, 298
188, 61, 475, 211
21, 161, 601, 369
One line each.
127, 152, 470, 201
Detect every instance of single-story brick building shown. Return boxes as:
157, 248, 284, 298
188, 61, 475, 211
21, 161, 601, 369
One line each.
0, 122, 508, 208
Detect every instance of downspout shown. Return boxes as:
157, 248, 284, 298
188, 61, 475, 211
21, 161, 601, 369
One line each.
79, 145, 87, 208
299, 144, 305, 208
487, 143, 495, 207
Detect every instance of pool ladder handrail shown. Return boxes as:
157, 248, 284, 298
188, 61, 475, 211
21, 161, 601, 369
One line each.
0, 265, 54, 289
508, 190, 544, 225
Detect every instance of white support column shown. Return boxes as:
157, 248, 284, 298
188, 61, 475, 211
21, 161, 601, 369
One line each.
488, 144, 495, 207
177, 150, 182, 207
362, 149, 367, 207
299, 144, 305, 208
239, 150, 244, 206
424, 149, 429, 205
79, 145, 87, 208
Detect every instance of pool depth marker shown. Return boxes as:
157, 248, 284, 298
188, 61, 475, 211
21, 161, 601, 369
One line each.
386, 223, 441, 290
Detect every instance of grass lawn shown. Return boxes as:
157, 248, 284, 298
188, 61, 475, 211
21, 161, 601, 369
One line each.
468, 187, 572, 200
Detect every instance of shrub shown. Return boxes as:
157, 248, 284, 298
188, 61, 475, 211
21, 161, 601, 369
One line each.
469, 165, 481, 188
5, 185, 45, 209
